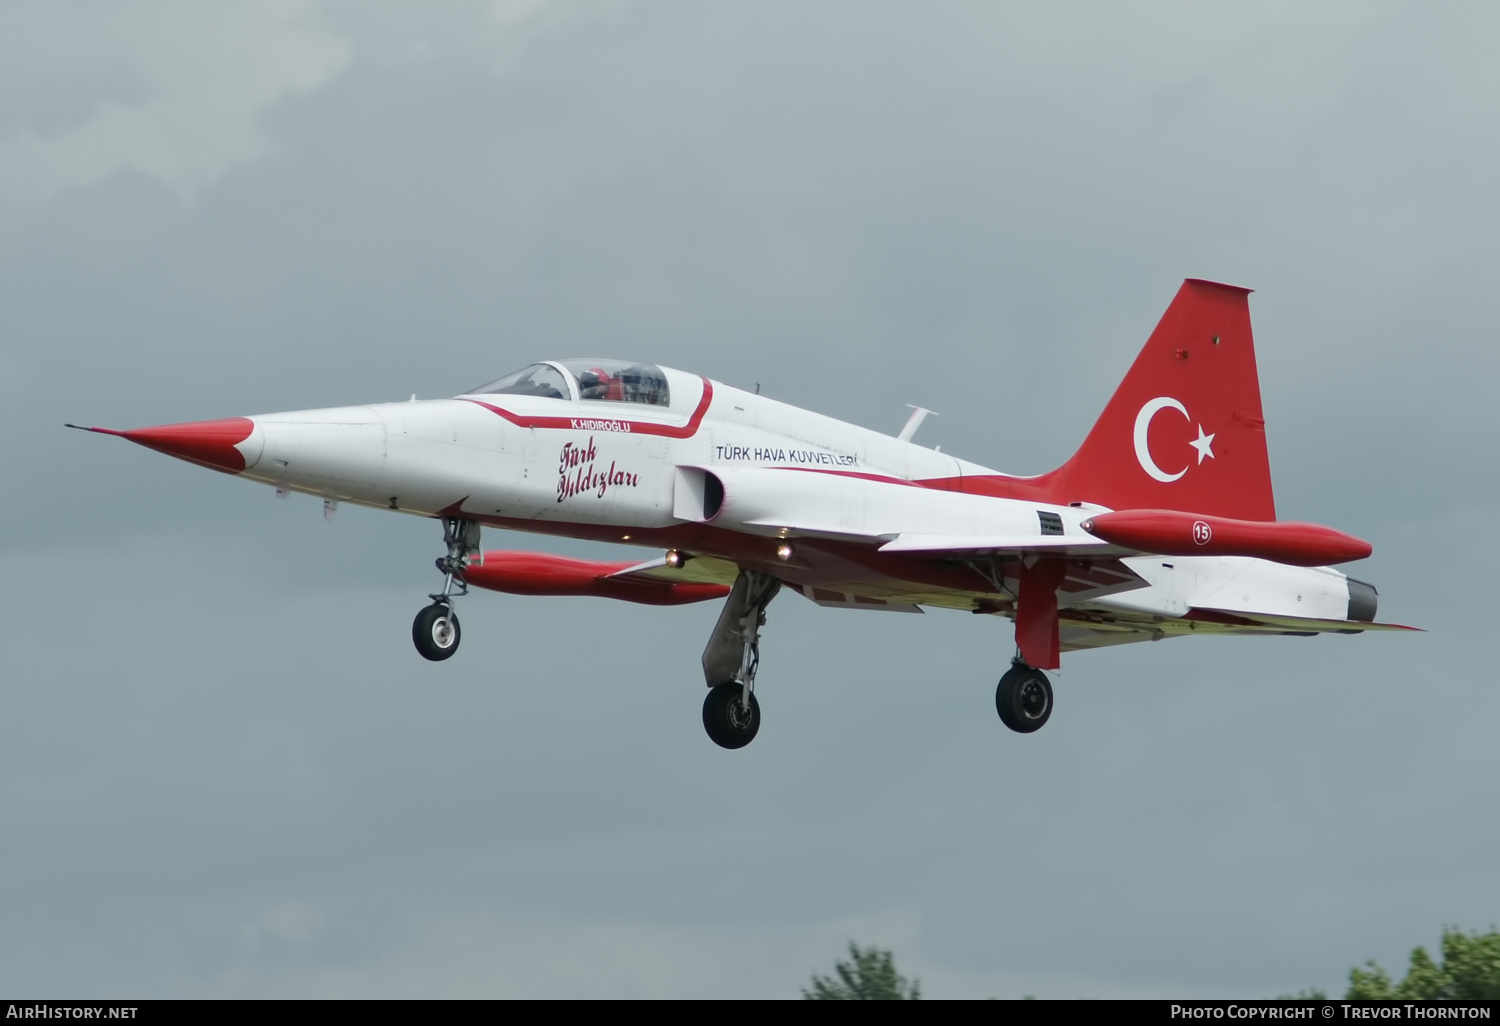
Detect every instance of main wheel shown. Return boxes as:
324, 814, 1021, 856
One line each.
996, 664, 1052, 733
702, 683, 761, 749
412, 603, 461, 661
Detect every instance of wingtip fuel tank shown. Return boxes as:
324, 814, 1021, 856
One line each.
1080, 509, 1372, 567
464, 551, 730, 606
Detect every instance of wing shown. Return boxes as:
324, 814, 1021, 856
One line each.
877, 533, 1125, 557
613, 552, 924, 613
607, 553, 741, 587
669, 531, 1154, 631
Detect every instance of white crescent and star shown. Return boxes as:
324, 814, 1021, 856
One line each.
1189, 423, 1216, 464
1133, 397, 1215, 483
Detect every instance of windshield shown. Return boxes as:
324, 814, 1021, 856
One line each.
557, 359, 670, 406
467, 363, 570, 400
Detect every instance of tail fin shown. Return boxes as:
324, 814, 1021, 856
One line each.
1053, 279, 1276, 520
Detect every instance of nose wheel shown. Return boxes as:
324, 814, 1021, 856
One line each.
996, 662, 1053, 733
413, 602, 461, 661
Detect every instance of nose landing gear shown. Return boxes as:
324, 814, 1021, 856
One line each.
413, 516, 481, 662
413, 602, 461, 661
996, 660, 1053, 733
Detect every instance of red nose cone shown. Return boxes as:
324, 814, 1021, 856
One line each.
114, 417, 256, 473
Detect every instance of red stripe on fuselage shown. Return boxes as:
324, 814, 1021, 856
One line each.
761, 465, 1069, 504
462, 379, 715, 437
770, 466, 917, 487
913, 472, 1065, 503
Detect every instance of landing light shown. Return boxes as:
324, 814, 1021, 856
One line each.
665, 549, 684, 568
776, 542, 794, 561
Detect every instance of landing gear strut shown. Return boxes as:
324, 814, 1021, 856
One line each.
996, 661, 1053, 733
412, 516, 480, 662
700, 570, 781, 749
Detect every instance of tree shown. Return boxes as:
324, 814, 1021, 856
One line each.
1347, 926, 1500, 1000
803, 942, 921, 1000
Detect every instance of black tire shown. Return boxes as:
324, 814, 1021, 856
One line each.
412, 603, 461, 661
996, 664, 1052, 733
702, 683, 761, 749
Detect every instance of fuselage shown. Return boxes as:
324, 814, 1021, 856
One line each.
82, 280, 1405, 743
228, 360, 1359, 632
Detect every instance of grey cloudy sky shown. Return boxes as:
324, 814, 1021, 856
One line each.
1, 0, 1496, 998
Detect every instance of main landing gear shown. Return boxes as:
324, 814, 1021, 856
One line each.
700, 570, 781, 749
412, 516, 481, 662
703, 683, 760, 750
996, 660, 1053, 733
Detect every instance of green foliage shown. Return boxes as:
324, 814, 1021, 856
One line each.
803, 942, 921, 1000
1348, 959, 1393, 1000
1347, 926, 1500, 1000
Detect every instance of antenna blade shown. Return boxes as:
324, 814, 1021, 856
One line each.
897, 405, 935, 442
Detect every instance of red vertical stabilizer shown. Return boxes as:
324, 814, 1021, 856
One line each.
1052, 279, 1276, 520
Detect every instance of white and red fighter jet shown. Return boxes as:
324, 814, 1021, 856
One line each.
73, 280, 1412, 748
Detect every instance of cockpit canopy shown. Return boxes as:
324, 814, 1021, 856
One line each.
468, 363, 570, 400
561, 359, 670, 405
467, 359, 671, 407
468, 363, 567, 399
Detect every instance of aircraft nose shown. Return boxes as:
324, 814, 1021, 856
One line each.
75, 417, 262, 474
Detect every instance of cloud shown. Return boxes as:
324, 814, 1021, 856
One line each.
487, 0, 574, 38
480, 0, 628, 65
0, 1, 351, 202
247, 903, 326, 949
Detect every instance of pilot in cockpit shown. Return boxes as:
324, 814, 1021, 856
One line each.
576, 368, 615, 401
559, 359, 671, 406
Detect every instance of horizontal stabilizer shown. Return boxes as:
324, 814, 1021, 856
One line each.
1188, 607, 1420, 634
